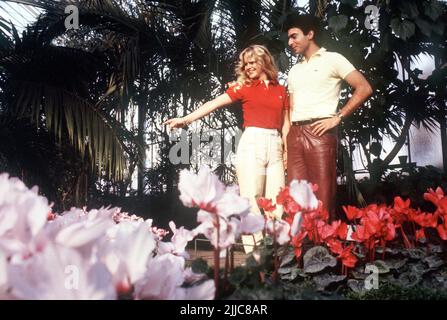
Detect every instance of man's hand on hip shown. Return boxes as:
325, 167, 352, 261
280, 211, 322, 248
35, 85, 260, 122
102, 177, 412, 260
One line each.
310, 117, 341, 136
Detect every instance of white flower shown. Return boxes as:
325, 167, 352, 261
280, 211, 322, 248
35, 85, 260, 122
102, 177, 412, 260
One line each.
157, 221, 194, 258
289, 180, 318, 210
183, 267, 207, 284
178, 166, 225, 211
215, 186, 251, 218
52, 208, 116, 257
100, 220, 156, 288
0, 174, 50, 258
239, 213, 265, 234
290, 212, 303, 236
135, 254, 215, 300
265, 219, 291, 245
135, 254, 185, 300
0, 250, 9, 299
7, 243, 116, 300
194, 211, 239, 249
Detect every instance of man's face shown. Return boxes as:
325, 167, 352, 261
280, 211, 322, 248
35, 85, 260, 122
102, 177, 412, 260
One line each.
243, 55, 263, 80
288, 27, 311, 55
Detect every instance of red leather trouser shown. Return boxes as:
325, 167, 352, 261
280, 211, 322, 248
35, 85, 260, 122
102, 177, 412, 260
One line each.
286, 124, 337, 219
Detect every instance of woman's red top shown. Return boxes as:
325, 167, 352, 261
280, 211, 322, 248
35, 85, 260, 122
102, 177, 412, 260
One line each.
225, 80, 289, 130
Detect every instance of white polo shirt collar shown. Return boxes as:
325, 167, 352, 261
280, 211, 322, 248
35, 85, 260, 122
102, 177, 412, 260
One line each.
299, 47, 327, 63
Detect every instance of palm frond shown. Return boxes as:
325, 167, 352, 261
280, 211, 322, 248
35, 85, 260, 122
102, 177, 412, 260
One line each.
8, 80, 127, 180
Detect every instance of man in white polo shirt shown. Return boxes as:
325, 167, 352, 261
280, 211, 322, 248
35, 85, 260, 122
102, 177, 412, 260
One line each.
284, 14, 373, 220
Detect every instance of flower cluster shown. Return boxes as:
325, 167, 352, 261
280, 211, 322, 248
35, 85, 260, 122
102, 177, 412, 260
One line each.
178, 166, 266, 250
0, 173, 214, 300
4, 166, 447, 299
274, 181, 447, 274
273, 181, 356, 271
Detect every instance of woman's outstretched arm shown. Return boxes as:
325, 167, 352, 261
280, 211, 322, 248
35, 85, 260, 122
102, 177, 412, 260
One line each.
163, 93, 233, 129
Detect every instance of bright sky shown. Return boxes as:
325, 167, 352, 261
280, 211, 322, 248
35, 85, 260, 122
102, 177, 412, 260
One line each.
0, 1, 41, 33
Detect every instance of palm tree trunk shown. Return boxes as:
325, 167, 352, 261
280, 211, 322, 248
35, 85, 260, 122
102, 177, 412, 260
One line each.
434, 52, 447, 172
137, 93, 147, 197
382, 112, 413, 167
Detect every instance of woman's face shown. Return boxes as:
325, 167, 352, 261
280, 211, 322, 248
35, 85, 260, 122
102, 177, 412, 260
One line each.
243, 54, 266, 80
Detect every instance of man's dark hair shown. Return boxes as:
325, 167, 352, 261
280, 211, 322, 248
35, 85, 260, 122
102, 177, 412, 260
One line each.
283, 13, 322, 45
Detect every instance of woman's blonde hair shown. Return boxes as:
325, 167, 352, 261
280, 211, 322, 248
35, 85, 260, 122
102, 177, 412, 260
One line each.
235, 45, 279, 84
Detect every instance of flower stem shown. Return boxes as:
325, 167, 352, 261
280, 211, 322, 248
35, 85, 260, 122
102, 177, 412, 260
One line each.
223, 248, 229, 293
400, 226, 412, 248
272, 219, 279, 283
214, 216, 220, 299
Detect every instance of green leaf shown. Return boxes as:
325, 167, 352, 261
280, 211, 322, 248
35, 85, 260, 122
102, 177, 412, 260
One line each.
228, 287, 281, 300
191, 258, 209, 274
278, 266, 294, 274
432, 21, 445, 35
415, 18, 432, 37
263, 236, 274, 246
245, 254, 259, 268
328, 15, 348, 32
277, 52, 289, 71
279, 252, 296, 268
423, 255, 444, 269
347, 279, 367, 294
313, 274, 346, 291
340, 0, 358, 7
228, 267, 247, 286
399, 1, 419, 19
405, 248, 426, 260
391, 18, 416, 40
279, 267, 303, 281
410, 262, 431, 275
385, 258, 408, 270
397, 271, 421, 287
366, 260, 390, 274
424, 0, 443, 21
429, 245, 443, 254
303, 246, 337, 274
351, 267, 368, 280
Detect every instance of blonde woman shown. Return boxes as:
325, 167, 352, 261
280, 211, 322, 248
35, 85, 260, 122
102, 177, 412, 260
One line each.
164, 45, 290, 252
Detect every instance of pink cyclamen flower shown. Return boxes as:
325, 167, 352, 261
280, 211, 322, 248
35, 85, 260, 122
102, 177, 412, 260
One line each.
157, 221, 194, 258
215, 185, 251, 218
100, 220, 156, 288
178, 166, 225, 212
7, 243, 116, 300
265, 219, 291, 245
135, 254, 215, 300
194, 211, 239, 249
134, 253, 186, 299
289, 180, 318, 211
239, 213, 265, 235
0, 174, 50, 258
53, 208, 116, 257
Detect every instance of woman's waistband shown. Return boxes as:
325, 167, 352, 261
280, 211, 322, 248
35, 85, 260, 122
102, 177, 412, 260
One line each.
243, 126, 280, 135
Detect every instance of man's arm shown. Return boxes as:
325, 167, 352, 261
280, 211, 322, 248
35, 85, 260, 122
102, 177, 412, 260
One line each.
282, 108, 291, 168
337, 70, 373, 118
311, 70, 373, 136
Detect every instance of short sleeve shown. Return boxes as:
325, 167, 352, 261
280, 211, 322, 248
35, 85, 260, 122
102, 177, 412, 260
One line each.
331, 53, 356, 79
287, 69, 295, 94
225, 83, 244, 102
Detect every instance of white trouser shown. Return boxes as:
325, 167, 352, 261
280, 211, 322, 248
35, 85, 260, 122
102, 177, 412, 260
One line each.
235, 127, 285, 252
